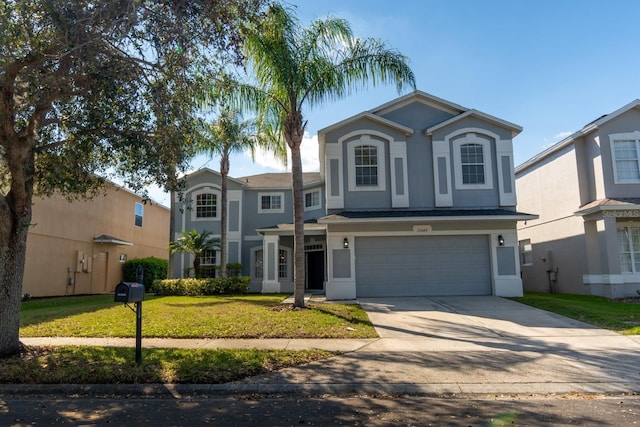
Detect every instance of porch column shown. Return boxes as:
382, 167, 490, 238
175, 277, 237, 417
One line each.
262, 235, 280, 293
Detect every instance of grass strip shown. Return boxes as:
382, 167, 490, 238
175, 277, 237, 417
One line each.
0, 346, 336, 384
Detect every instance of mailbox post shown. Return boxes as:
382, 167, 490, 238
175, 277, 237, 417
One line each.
114, 281, 145, 365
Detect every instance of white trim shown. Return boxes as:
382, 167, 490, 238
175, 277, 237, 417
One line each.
325, 143, 344, 209
496, 139, 517, 206
344, 132, 388, 192
304, 188, 322, 211
189, 186, 221, 222
609, 131, 640, 184
432, 140, 453, 207
257, 192, 285, 214
450, 130, 495, 190
390, 140, 409, 208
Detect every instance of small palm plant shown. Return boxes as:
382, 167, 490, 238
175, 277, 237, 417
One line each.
168, 229, 220, 278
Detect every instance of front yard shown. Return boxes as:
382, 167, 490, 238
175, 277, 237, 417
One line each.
512, 292, 640, 335
2, 294, 375, 384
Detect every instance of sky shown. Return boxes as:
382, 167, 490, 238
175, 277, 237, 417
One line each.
149, 0, 640, 205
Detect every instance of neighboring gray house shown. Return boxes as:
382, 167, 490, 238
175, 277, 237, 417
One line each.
172, 91, 533, 299
516, 100, 640, 298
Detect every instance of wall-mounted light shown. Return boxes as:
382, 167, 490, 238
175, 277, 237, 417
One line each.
343, 237, 349, 249
498, 235, 505, 246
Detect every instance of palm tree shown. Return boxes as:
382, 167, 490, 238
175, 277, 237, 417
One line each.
233, 4, 416, 307
198, 109, 262, 278
168, 229, 220, 278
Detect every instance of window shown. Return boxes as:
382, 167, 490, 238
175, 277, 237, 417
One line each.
304, 190, 321, 211
254, 249, 263, 279
519, 239, 533, 266
618, 226, 640, 273
258, 193, 284, 213
346, 135, 386, 192
278, 249, 288, 279
134, 203, 143, 227
200, 249, 217, 278
196, 193, 217, 218
611, 133, 640, 183
452, 133, 493, 190
355, 145, 378, 186
461, 143, 485, 184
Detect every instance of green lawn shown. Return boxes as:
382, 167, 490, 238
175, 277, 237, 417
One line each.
4, 293, 373, 384
512, 293, 640, 335
20, 294, 377, 338
1, 346, 334, 384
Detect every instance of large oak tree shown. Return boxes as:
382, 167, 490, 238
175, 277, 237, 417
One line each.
0, 0, 267, 356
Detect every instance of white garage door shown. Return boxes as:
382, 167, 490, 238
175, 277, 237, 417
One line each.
355, 235, 491, 297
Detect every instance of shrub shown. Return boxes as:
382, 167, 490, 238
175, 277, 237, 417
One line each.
154, 276, 250, 296
225, 263, 243, 277
123, 257, 168, 292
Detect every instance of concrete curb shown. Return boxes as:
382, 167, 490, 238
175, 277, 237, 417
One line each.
1, 382, 639, 398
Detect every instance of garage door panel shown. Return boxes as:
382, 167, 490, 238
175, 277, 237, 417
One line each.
355, 235, 491, 297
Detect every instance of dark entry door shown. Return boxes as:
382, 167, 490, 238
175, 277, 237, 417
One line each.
306, 251, 324, 290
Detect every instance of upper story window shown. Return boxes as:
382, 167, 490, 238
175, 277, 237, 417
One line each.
258, 192, 284, 214
196, 193, 217, 218
304, 189, 321, 211
347, 135, 386, 192
610, 132, 640, 183
460, 143, 485, 184
618, 226, 640, 273
355, 145, 378, 186
134, 202, 143, 227
190, 187, 220, 222
453, 133, 493, 190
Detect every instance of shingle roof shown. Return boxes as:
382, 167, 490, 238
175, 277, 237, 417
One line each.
236, 172, 321, 189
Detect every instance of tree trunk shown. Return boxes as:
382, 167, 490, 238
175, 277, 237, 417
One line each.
220, 152, 229, 278
0, 200, 29, 356
290, 142, 305, 308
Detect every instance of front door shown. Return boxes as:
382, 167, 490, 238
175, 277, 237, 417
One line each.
306, 251, 324, 290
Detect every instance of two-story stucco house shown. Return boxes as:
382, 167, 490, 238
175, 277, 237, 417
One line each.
516, 100, 640, 299
172, 91, 534, 299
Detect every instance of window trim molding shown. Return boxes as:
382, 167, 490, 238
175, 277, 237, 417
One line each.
189, 187, 221, 222
618, 224, 640, 274
258, 192, 285, 214
450, 129, 495, 190
345, 133, 388, 192
609, 131, 640, 184
304, 188, 322, 211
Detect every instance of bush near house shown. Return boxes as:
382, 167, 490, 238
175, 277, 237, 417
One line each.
123, 257, 168, 292
154, 276, 250, 296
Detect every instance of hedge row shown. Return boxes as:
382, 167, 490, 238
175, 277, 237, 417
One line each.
123, 257, 168, 292
153, 276, 250, 296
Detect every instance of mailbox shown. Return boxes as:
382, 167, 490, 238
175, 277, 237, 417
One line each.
114, 282, 145, 303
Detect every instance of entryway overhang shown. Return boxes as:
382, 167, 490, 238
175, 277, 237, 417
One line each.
93, 234, 133, 246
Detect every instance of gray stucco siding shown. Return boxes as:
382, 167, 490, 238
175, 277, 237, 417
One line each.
379, 101, 456, 131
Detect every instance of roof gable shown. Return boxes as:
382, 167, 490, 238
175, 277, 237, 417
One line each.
426, 109, 522, 138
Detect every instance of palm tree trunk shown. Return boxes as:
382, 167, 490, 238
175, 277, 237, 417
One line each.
220, 152, 229, 278
290, 144, 305, 308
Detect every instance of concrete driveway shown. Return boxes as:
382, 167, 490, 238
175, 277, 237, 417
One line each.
357, 296, 635, 352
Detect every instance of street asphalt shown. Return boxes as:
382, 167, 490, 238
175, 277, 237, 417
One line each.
12, 296, 640, 397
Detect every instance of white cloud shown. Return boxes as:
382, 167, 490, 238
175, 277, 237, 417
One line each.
249, 132, 320, 172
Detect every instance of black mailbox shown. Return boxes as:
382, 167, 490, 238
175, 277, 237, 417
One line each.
114, 282, 145, 303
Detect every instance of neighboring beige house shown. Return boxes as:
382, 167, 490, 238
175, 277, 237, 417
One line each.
24, 183, 170, 297
516, 100, 640, 298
